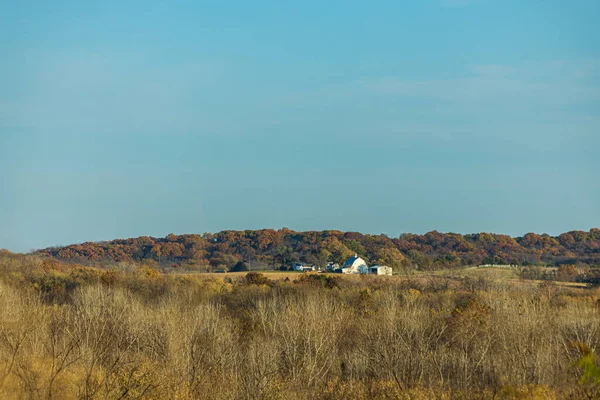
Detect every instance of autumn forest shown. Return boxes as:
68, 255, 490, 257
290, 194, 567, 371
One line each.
38, 228, 600, 271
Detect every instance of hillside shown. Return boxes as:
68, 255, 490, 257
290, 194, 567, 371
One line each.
37, 228, 600, 271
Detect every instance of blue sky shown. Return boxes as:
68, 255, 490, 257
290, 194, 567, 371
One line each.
1, 0, 599, 252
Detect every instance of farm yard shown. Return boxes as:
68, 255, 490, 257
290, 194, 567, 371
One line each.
190, 265, 589, 290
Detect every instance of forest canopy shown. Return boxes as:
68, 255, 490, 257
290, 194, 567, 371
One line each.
36, 229, 600, 271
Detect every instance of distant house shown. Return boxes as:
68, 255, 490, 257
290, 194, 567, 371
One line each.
369, 265, 393, 276
326, 262, 339, 272
341, 254, 369, 274
292, 262, 304, 271
293, 262, 315, 272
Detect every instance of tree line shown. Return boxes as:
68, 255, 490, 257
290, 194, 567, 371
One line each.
36, 228, 600, 271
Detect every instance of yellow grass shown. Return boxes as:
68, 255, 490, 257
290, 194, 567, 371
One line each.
187, 266, 590, 290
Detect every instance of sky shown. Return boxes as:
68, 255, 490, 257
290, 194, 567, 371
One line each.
1, 0, 599, 252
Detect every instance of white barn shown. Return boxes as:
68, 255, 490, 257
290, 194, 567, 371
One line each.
338, 256, 393, 276
341, 254, 369, 274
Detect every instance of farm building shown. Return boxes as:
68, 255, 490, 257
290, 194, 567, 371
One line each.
369, 265, 393, 276
293, 262, 315, 272
341, 254, 369, 274
326, 262, 339, 272
338, 256, 393, 275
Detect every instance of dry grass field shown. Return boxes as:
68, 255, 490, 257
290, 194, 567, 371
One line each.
191, 266, 589, 289
1, 252, 600, 399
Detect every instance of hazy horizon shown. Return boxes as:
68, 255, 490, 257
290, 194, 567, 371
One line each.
2, 0, 599, 253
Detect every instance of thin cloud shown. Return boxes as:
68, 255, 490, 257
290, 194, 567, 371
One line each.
468, 64, 517, 77
273, 59, 600, 137
355, 60, 598, 105
441, 0, 481, 7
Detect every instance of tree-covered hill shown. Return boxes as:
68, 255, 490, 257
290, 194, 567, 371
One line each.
36, 228, 600, 271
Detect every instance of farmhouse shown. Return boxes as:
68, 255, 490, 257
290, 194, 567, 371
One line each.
326, 262, 339, 272
293, 262, 315, 272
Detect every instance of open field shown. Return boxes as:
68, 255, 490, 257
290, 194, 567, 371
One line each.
189, 270, 308, 280
188, 266, 518, 279
188, 266, 590, 289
